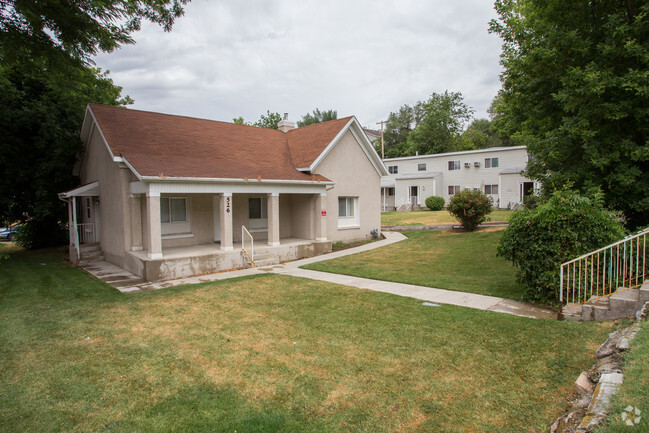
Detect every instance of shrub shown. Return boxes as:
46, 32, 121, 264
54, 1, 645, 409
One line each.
15, 217, 68, 249
425, 196, 445, 211
497, 188, 625, 303
448, 189, 493, 231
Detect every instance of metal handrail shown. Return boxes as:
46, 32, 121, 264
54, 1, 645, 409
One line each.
560, 228, 649, 308
242, 225, 254, 267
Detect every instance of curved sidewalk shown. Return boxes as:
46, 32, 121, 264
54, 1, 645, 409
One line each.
86, 231, 556, 320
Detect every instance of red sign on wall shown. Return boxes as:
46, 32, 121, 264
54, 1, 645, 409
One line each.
321, 210, 327, 216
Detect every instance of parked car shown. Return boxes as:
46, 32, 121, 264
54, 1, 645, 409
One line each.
0, 225, 21, 242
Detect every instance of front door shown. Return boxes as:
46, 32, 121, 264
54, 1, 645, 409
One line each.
520, 182, 534, 201
410, 186, 418, 206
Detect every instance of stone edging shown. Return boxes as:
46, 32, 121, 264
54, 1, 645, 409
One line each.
551, 301, 649, 432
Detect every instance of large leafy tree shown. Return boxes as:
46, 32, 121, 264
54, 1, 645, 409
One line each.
380, 104, 424, 158
490, 0, 649, 229
0, 0, 189, 246
406, 91, 473, 155
297, 108, 337, 127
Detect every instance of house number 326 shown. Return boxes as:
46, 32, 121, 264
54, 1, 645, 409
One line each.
226, 197, 231, 213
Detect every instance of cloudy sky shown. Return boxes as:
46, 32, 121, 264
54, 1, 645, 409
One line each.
93, 0, 504, 129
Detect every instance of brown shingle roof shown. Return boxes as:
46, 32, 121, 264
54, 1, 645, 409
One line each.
88, 104, 343, 182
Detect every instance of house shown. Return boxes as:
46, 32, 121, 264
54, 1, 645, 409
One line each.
381, 146, 537, 211
59, 104, 387, 281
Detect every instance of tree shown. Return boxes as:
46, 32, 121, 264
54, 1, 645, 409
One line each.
379, 104, 424, 158
297, 108, 337, 127
490, 0, 649, 229
407, 91, 473, 155
232, 116, 249, 125
455, 119, 504, 151
253, 111, 282, 129
0, 0, 189, 246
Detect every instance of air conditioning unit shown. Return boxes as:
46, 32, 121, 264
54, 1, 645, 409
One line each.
474, 161, 481, 167
464, 162, 471, 168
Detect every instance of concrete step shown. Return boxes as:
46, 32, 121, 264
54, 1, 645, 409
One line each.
609, 288, 640, 315
560, 303, 583, 322
581, 297, 611, 321
253, 252, 279, 268
640, 283, 649, 303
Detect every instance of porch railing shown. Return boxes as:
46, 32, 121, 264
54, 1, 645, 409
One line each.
242, 225, 255, 267
560, 228, 649, 309
76, 223, 96, 244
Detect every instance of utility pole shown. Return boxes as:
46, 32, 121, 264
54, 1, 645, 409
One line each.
377, 120, 387, 159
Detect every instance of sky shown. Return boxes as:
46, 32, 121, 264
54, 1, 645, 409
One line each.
92, 0, 504, 130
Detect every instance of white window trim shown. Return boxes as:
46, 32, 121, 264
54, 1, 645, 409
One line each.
338, 196, 359, 229
161, 196, 192, 235
448, 160, 460, 171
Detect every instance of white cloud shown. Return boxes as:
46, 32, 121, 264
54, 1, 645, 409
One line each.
93, 0, 504, 127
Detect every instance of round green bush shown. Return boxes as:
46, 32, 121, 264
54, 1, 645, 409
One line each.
497, 188, 625, 303
425, 196, 445, 211
448, 189, 493, 231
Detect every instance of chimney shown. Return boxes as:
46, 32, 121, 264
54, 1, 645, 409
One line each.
278, 112, 296, 133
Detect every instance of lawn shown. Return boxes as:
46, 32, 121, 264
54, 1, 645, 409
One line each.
304, 228, 526, 300
381, 209, 512, 226
0, 246, 613, 432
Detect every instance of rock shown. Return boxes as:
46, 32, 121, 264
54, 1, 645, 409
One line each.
637, 301, 649, 320
596, 330, 621, 359
575, 371, 595, 393
588, 354, 622, 383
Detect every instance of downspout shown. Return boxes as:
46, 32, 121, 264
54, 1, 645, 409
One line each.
72, 197, 79, 260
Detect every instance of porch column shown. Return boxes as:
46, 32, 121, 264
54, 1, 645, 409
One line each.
219, 193, 233, 251
315, 192, 327, 241
267, 193, 280, 246
130, 194, 143, 251
145, 193, 163, 259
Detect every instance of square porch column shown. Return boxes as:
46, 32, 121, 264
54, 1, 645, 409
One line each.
267, 193, 280, 246
315, 192, 327, 241
145, 193, 163, 259
220, 193, 233, 251
130, 194, 143, 251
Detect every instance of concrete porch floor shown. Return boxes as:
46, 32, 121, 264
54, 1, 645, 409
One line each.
129, 237, 315, 261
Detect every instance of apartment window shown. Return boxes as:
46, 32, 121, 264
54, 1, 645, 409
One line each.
418, 163, 426, 171
485, 157, 499, 168
386, 187, 395, 196
161, 197, 187, 223
448, 160, 460, 170
485, 185, 499, 195
388, 165, 398, 174
448, 185, 461, 195
338, 196, 359, 228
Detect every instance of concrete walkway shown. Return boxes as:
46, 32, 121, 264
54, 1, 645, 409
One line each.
80, 231, 557, 320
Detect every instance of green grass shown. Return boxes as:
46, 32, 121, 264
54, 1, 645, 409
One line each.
0, 246, 615, 432
304, 228, 526, 300
381, 209, 512, 226
594, 320, 649, 432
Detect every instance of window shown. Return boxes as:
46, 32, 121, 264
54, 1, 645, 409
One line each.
485, 157, 499, 168
448, 160, 460, 170
248, 197, 268, 231
338, 196, 359, 228
386, 187, 395, 196
448, 185, 461, 195
85, 198, 91, 218
485, 185, 499, 195
160, 196, 191, 236
161, 197, 187, 223
418, 163, 426, 171
388, 165, 398, 174
248, 197, 268, 219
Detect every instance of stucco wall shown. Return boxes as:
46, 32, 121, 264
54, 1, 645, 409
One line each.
78, 128, 131, 264
317, 130, 382, 242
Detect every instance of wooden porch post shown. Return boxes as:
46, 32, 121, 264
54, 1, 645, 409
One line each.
267, 193, 280, 246
220, 193, 233, 251
145, 193, 163, 259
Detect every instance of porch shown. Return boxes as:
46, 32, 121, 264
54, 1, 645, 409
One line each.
125, 237, 332, 282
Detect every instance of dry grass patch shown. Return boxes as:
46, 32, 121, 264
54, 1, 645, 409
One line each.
382, 209, 512, 226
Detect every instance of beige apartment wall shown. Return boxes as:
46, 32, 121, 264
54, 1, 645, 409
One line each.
500, 173, 531, 208
317, 130, 381, 242
161, 194, 215, 248
78, 128, 130, 264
